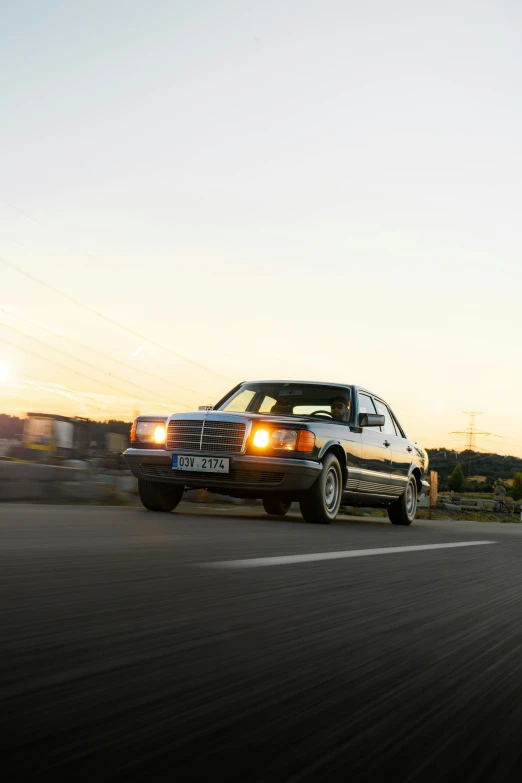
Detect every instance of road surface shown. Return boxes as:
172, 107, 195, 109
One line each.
2, 504, 522, 781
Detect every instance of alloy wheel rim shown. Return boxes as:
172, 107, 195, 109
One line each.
325, 467, 340, 512
406, 481, 416, 517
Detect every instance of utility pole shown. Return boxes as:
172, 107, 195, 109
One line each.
450, 412, 501, 476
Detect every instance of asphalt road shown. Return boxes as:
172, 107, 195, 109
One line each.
3, 504, 522, 781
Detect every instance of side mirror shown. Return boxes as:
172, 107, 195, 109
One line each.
358, 412, 385, 428
198, 405, 214, 411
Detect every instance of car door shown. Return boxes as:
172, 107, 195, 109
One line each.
374, 398, 412, 498
357, 392, 393, 496
339, 423, 363, 496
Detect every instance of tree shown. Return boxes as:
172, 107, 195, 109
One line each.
448, 463, 466, 493
512, 473, 522, 502
0, 414, 23, 439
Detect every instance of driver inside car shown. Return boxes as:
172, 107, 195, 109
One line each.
330, 396, 349, 422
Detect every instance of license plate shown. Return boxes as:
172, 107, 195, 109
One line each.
172, 455, 230, 473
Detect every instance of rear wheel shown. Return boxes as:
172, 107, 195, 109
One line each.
299, 452, 342, 524
138, 479, 184, 512
388, 476, 417, 525
262, 497, 291, 516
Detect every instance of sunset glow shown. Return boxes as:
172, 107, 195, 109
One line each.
0, 360, 12, 384
1, 2, 522, 459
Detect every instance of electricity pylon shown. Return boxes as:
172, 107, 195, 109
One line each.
450, 412, 502, 476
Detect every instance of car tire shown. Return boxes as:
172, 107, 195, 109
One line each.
262, 497, 291, 516
388, 476, 417, 525
299, 452, 342, 524
138, 479, 184, 512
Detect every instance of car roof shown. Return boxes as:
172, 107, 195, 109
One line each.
356, 386, 384, 399
243, 380, 352, 387
243, 380, 382, 397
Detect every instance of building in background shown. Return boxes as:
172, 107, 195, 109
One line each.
22, 413, 90, 460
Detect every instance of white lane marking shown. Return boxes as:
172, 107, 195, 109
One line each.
206, 541, 496, 569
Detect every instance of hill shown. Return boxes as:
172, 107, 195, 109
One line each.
427, 448, 522, 483
0, 414, 24, 439
1, 415, 521, 481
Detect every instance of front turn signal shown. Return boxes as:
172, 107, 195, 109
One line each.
297, 430, 315, 452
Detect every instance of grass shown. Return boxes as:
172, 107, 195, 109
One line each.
416, 507, 520, 523
439, 491, 517, 501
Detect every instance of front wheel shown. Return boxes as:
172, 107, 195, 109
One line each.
138, 479, 184, 512
388, 476, 417, 525
299, 453, 342, 524
262, 497, 291, 516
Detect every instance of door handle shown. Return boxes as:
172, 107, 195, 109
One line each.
383, 440, 390, 447
406, 446, 413, 452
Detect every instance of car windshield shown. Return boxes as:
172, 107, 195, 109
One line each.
218, 382, 351, 423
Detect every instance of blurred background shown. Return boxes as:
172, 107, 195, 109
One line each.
2, 0, 522, 458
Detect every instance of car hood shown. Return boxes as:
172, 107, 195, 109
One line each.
167, 411, 335, 426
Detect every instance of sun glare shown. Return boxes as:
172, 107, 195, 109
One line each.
0, 360, 12, 383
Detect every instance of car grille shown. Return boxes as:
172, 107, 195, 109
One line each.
139, 464, 284, 485
166, 419, 246, 454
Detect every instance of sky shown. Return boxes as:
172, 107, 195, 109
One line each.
1, 0, 522, 456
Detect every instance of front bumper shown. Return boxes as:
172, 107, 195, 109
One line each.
420, 479, 430, 498
123, 448, 322, 493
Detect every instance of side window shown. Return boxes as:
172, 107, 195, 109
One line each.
374, 400, 397, 436
391, 413, 405, 438
358, 393, 381, 431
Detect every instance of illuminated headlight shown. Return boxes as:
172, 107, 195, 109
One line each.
270, 429, 298, 451
153, 424, 166, 444
253, 429, 270, 448
253, 428, 299, 450
131, 420, 166, 444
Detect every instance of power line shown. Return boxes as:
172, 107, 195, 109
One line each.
0, 306, 202, 397
449, 412, 503, 476
0, 322, 187, 408
0, 335, 178, 411
4, 201, 49, 231
430, 441, 522, 467
0, 319, 191, 409
450, 412, 482, 451
0, 253, 234, 382
431, 453, 492, 468
4, 200, 114, 267
20, 373, 128, 417
459, 453, 506, 468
